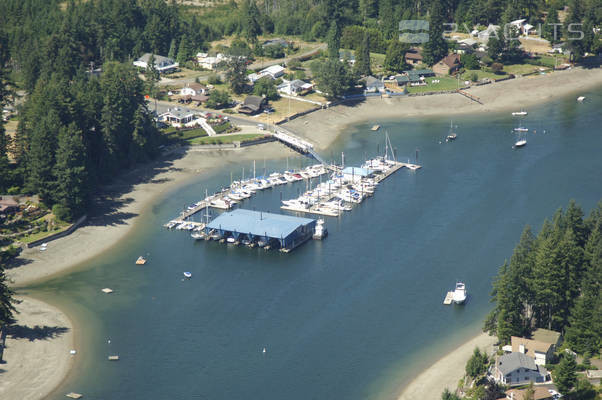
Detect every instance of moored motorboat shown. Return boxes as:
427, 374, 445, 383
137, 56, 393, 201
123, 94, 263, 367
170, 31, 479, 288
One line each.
452, 282, 467, 304
183, 272, 192, 279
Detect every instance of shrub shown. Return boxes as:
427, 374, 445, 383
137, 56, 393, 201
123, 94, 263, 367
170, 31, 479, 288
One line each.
52, 204, 71, 222
491, 63, 504, 74
208, 73, 221, 85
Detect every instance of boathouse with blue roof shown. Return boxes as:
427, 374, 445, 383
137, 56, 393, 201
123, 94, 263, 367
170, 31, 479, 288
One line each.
204, 209, 316, 251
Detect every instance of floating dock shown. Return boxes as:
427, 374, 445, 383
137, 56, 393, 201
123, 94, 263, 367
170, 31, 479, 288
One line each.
443, 291, 454, 305
204, 209, 316, 252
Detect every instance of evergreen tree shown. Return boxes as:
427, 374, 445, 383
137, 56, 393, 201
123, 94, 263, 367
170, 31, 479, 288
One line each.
225, 57, 248, 94
465, 347, 488, 378
0, 263, 17, 329
55, 123, 88, 220
353, 32, 372, 77
543, 5, 561, 44
253, 76, 279, 100
554, 355, 577, 395
378, 0, 397, 40
145, 54, 160, 99
312, 59, 352, 99
168, 38, 177, 60
177, 34, 192, 64
384, 40, 410, 73
422, 2, 449, 66
326, 21, 341, 59
241, 0, 261, 46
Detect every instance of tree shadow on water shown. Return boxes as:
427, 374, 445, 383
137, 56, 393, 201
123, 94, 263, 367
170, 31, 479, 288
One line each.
7, 325, 69, 342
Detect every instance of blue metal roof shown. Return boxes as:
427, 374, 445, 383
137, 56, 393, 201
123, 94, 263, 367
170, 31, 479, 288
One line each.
206, 209, 315, 239
342, 167, 373, 177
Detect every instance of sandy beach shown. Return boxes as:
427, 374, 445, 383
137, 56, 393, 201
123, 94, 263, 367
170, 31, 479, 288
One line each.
3, 65, 601, 400
284, 67, 602, 150
0, 296, 74, 400
397, 333, 497, 400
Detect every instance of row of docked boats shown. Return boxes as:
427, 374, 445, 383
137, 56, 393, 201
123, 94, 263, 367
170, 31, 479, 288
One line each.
281, 156, 396, 216
210, 164, 329, 210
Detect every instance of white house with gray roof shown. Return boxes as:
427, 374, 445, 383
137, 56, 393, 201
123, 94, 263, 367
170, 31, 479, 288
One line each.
159, 108, 196, 127
133, 53, 179, 73
494, 352, 549, 386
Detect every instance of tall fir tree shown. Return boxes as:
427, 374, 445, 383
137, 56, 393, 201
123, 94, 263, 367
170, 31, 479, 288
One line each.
422, 2, 448, 66
55, 123, 88, 220
353, 31, 372, 77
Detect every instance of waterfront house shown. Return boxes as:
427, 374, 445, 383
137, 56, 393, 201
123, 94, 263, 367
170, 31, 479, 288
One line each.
531, 328, 562, 349
405, 48, 423, 65
509, 19, 534, 36
510, 337, 555, 366
133, 53, 179, 73
500, 387, 555, 400
433, 54, 461, 75
361, 76, 385, 93
494, 352, 549, 386
238, 95, 266, 115
277, 80, 313, 96
158, 108, 196, 127
247, 73, 264, 83
478, 24, 500, 42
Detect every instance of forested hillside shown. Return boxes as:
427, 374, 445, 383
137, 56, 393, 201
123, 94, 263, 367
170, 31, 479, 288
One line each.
484, 200, 602, 356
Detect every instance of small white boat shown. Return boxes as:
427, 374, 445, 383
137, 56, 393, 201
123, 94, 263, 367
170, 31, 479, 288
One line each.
183, 272, 192, 279
446, 121, 457, 141
312, 219, 328, 240
514, 139, 527, 148
512, 110, 528, 116
513, 126, 528, 132
452, 282, 467, 304
577, 96, 585, 102
191, 232, 204, 240
226, 237, 236, 244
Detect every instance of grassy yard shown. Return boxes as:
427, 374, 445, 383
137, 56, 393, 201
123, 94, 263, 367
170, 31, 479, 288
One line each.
461, 69, 501, 81
189, 133, 265, 145
19, 223, 70, 244
254, 96, 318, 124
406, 76, 459, 93
164, 127, 208, 143
503, 63, 542, 75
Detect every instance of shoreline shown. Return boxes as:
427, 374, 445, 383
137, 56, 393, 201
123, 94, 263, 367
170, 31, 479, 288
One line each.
396, 332, 497, 400
4, 65, 601, 400
283, 67, 602, 150
0, 295, 75, 400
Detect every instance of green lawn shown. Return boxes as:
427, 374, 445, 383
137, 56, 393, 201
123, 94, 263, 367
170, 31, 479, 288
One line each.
19, 224, 70, 244
503, 63, 541, 75
189, 133, 265, 145
165, 128, 208, 141
407, 76, 459, 93
461, 69, 500, 81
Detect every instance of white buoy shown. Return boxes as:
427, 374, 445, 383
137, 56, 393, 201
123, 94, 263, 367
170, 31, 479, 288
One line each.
262, 347, 266, 354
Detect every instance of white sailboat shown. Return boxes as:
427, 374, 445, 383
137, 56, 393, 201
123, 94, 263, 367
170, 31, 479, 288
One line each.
514, 129, 527, 148
512, 109, 528, 116
446, 121, 457, 141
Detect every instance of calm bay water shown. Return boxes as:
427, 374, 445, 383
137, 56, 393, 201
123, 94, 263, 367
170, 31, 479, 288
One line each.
30, 87, 601, 400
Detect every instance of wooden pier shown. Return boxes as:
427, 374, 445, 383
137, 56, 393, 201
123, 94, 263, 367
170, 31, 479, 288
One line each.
456, 89, 483, 105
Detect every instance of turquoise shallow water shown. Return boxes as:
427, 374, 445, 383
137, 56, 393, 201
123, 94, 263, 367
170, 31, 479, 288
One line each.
29, 87, 601, 400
